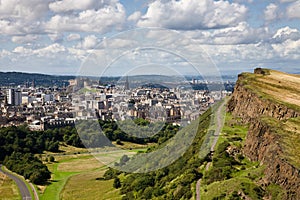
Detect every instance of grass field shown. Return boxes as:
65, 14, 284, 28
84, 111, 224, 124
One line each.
40, 161, 78, 200
60, 169, 122, 200
0, 172, 20, 200
40, 144, 145, 200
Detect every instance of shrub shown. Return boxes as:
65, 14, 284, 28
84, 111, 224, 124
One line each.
49, 156, 55, 162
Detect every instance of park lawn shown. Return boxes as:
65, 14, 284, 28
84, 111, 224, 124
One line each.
40, 161, 78, 200
57, 156, 103, 172
113, 141, 156, 150
40, 152, 122, 200
41, 154, 98, 199
60, 168, 122, 200
0, 172, 20, 200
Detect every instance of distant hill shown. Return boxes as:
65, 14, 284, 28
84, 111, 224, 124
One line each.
0, 72, 235, 91
0, 71, 75, 87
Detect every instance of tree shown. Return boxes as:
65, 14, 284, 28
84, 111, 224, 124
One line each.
113, 177, 121, 188
49, 156, 55, 162
116, 139, 123, 145
119, 155, 130, 166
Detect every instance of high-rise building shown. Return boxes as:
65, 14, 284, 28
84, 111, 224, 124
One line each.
7, 89, 22, 106
14, 90, 22, 106
125, 76, 130, 90
7, 89, 15, 106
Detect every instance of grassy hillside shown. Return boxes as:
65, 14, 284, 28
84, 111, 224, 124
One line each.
240, 68, 300, 112
108, 107, 214, 199
201, 113, 287, 199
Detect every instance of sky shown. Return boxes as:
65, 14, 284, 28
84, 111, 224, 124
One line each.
0, 0, 300, 76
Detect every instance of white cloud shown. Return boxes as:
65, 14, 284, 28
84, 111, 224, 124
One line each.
184, 22, 269, 45
13, 46, 33, 55
77, 35, 99, 49
13, 43, 66, 57
0, 49, 12, 58
45, 3, 126, 33
11, 35, 39, 44
271, 39, 300, 59
233, 0, 253, 3
67, 33, 81, 41
286, 1, 300, 18
48, 32, 64, 42
35, 43, 66, 57
0, 0, 50, 21
137, 0, 247, 30
0, 0, 50, 35
128, 11, 141, 22
280, 0, 297, 3
49, 0, 118, 13
272, 26, 300, 43
264, 3, 279, 22
0, 0, 126, 37
67, 47, 88, 60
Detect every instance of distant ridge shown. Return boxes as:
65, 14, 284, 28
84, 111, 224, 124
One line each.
0, 71, 75, 87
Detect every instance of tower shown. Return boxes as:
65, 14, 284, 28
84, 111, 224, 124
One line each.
31, 79, 35, 88
14, 90, 22, 106
7, 88, 15, 106
125, 76, 129, 90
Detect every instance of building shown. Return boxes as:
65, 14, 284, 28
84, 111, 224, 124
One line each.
125, 76, 129, 90
6, 89, 23, 106
14, 90, 22, 106
7, 89, 15, 105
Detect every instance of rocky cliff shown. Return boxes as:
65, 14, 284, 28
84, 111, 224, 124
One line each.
228, 68, 300, 199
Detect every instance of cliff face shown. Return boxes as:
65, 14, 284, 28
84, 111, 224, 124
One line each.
228, 69, 300, 199
228, 73, 299, 122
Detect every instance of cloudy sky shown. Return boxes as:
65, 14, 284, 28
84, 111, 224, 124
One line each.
0, 0, 300, 76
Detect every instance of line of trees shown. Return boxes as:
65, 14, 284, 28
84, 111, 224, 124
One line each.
0, 125, 81, 184
4, 152, 51, 184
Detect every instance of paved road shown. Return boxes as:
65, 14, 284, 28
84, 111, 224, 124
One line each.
29, 182, 40, 200
196, 100, 227, 200
210, 100, 227, 152
0, 165, 32, 200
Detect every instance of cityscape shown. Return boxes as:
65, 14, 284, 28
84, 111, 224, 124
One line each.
0, 75, 234, 130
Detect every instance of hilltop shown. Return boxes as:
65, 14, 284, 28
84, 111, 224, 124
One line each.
234, 68, 300, 112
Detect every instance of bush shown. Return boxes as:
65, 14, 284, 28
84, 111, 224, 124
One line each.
103, 168, 117, 180
113, 177, 121, 188
4, 152, 51, 184
49, 156, 55, 162
116, 139, 123, 145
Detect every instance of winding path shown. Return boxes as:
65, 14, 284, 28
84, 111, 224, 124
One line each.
0, 164, 32, 200
196, 99, 227, 200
